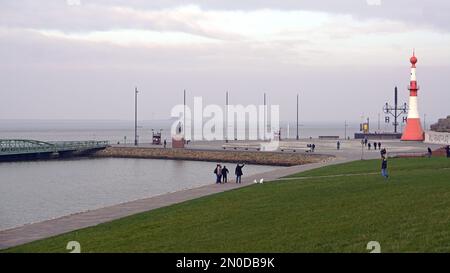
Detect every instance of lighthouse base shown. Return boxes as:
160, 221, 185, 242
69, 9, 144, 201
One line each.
401, 118, 424, 141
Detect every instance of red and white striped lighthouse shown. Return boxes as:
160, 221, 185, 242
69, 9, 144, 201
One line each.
401, 50, 424, 141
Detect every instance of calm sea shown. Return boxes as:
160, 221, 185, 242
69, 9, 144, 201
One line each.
0, 158, 281, 230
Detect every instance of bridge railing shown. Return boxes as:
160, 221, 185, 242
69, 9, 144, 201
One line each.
0, 140, 109, 156
0, 139, 56, 155
50, 140, 110, 150
0, 146, 57, 154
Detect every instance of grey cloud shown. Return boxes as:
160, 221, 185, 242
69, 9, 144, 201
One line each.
0, 1, 245, 42
1, 1, 449, 123
1, 26, 449, 123
1, 0, 450, 34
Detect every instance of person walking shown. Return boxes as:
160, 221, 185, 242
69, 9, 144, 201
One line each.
368, 142, 371, 150
163, 139, 167, 148
221, 165, 229, 183
446, 145, 450, 158
337, 141, 340, 150
427, 147, 432, 158
235, 163, 245, 184
378, 142, 382, 150
374, 142, 377, 150
381, 155, 389, 180
364, 138, 368, 147
214, 164, 222, 184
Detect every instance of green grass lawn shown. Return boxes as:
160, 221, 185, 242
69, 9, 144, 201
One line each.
4, 157, 450, 253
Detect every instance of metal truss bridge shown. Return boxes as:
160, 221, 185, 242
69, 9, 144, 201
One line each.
0, 139, 109, 157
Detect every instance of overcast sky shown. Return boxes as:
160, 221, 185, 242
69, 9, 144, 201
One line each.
1, 0, 449, 123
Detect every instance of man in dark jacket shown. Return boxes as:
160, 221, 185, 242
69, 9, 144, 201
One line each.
221, 166, 229, 183
235, 164, 245, 184
446, 145, 450, 158
381, 155, 389, 180
214, 164, 222, 184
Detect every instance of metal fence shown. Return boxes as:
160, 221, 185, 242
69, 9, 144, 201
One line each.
0, 139, 109, 156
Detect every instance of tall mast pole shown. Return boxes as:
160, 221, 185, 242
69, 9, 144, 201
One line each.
394, 86, 398, 133
296, 93, 299, 140
134, 87, 138, 146
183, 89, 186, 139
423, 113, 426, 130
226, 91, 229, 142
344, 120, 347, 140
264, 93, 266, 141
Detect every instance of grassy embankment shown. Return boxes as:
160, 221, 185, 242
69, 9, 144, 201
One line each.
5, 157, 450, 253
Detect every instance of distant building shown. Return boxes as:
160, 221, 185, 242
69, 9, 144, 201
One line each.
430, 116, 450, 133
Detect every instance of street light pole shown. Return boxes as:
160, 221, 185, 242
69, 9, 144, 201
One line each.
183, 89, 186, 139
361, 139, 364, 160
344, 120, 347, 140
378, 113, 381, 132
134, 87, 139, 146
423, 113, 427, 130
225, 91, 229, 143
296, 93, 299, 140
263, 92, 266, 141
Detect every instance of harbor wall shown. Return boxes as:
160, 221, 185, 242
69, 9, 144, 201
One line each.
93, 147, 333, 166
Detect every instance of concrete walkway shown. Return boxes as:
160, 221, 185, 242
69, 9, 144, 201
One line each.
0, 156, 353, 250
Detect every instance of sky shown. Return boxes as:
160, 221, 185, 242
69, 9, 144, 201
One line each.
1, 0, 449, 124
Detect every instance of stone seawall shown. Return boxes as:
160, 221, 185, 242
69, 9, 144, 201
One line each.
93, 147, 333, 166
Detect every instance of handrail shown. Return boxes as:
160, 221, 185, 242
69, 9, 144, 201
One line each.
0, 139, 109, 156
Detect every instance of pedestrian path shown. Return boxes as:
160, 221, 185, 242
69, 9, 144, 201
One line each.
0, 156, 353, 250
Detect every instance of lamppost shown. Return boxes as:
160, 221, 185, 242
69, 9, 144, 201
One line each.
134, 87, 139, 146
263, 92, 267, 141
296, 93, 299, 140
344, 120, 348, 140
183, 89, 186, 140
423, 113, 427, 130
361, 138, 364, 160
225, 91, 229, 143
378, 113, 381, 132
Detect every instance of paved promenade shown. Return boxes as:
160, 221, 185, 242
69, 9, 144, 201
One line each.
0, 139, 440, 250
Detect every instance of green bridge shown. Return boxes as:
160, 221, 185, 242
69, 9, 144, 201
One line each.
0, 139, 109, 158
